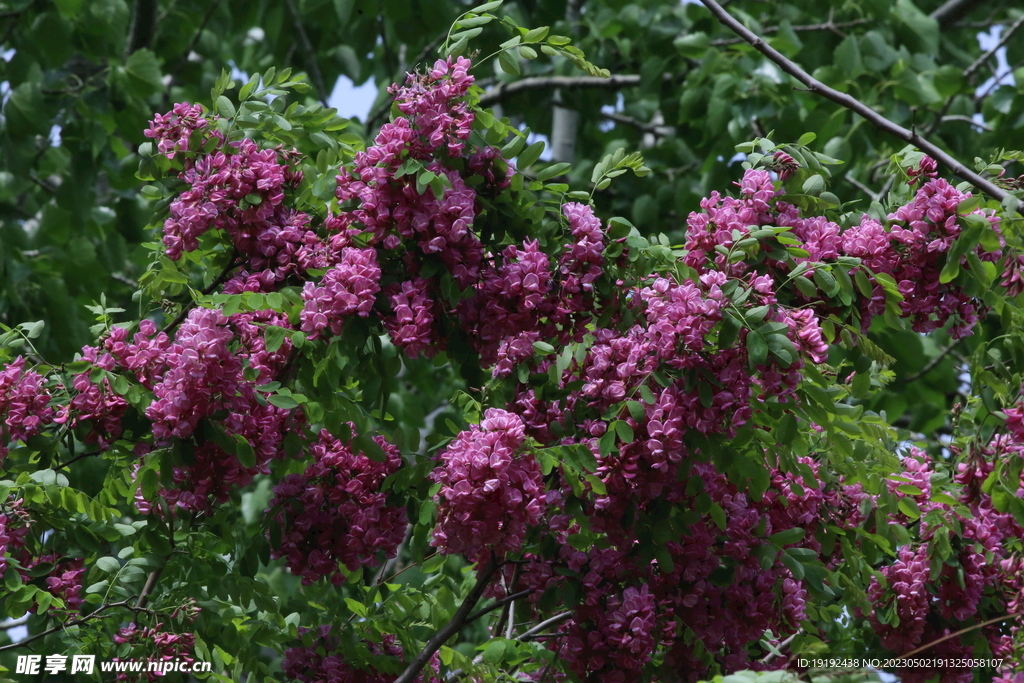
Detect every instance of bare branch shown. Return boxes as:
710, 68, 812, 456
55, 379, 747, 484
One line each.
941, 114, 992, 131
166, 0, 221, 86
964, 12, 1024, 83
283, 0, 329, 107
394, 560, 499, 683
699, 0, 1008, 201
844, 174, 881, 202
478, 75, 640, 109
601, 110, 676, 137
125, 0, 158, 57
930, 0, 986, 26
516, 611, 573, 641
899, 613, 1018, 658
0, 599, 135, 653
904, 338, 965, 383
710, 18, 871, 46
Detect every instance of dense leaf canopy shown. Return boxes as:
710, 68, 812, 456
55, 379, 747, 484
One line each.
1, 0, 1024, 682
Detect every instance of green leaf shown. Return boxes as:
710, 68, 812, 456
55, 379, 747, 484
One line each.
769, 527, 805, 546
498, 50, 521, 76
517, 140, 546, 168
124, 49, 163, 97
269, 395, 300, 409
140, 468, 159, 501
216, 96, 236, 119
482, 640, 506, 665
673, 32, 710, 58
797, 132, 817, 146
613, 420, 634, 443
746, 331, 768, 367
471, 0, 503, 12
534, 162, 570, 181
95, 556, 121, 574
265, 326, 287, 353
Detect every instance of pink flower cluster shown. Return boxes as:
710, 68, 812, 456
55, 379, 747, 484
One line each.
865, 445, 1024, 682
0, 357, 54, 465
383, 278, 438, 358
269, 428, 407, 585
145, 308, 239, 441
61, 345, 127, 449
282, 627, 444, 683
430, 409, 545, 564
113, 622, 196, 681
143, 102, 209, 156
99, 313, 296, 511
843, 174, 1001, 336
300, 247, 381, 337
0, 497, 29, 577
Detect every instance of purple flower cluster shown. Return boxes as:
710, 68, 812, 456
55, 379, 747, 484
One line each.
269, 428, 406, 585
282, 627, 445, 683
60, 345, 127, 449
143, 102, 209, 156
0, 357, 54, 465
146, 308, 239, 441
113, 622, 196, 681
384, 278, 438, 358
300, 247, 381, 337
0, 497, 29, 577
430, 409, 545, 564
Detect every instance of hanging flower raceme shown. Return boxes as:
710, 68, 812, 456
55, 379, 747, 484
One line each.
268, 428, 406, 585
430, 409, 545, 564
0, 357, 54, 465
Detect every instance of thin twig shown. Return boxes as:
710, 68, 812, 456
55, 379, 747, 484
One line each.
699, 0, 1008, 201
904, 338, 964, 383
166, 0, 221, 84
600, 110, 675, 136
160, 259, 240, 335
974, 57, 1024, 105
393, 560, 500, 683
931, 0, 988, 26
941, 115, 992, 131
710, 18, 871, 46
963, 12, 1024, 83
515, 611, 573, 641
478, 74, 639, 108
844, 175, 880, 202
55, 450, 101, 470
0, 599, 134, 653
761, 630, 801, 664
283, 0, 329, 106
465, 589, 532, 627
898, 613, 1018, 658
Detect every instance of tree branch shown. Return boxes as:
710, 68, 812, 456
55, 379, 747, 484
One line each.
393, 560, 500, 683
283, 0, 330, 107
161, 259, 240, 335
125, 0, 158, 57
930, 0, 986, 26
477, 75, 640, 108
710, 18, 871, 46
899, 613, 1017, 658
844, 174, 881, 202
166, 0, 221, 86
0, 599, 134, 653
464, 589, 532, 627
601, 110, 675, 136
904, 338, 965, 383
699, 0, 1008, 201
963, 11, 1024, 83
